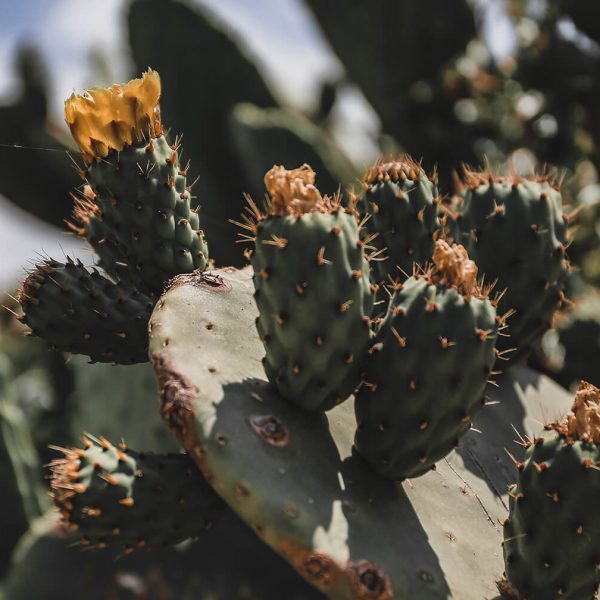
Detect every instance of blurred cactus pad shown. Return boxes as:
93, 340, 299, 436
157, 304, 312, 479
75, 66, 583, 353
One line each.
2, 0, 600, 598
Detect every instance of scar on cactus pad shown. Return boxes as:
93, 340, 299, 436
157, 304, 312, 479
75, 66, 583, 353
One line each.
355, 239, 506, 480
235, 163, 374, 411
502, 381, 600, 599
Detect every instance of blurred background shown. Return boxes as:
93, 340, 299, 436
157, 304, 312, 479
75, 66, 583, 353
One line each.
1, 0, 600, 596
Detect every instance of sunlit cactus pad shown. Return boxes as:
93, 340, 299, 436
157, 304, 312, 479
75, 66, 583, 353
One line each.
149, 266, 572, 599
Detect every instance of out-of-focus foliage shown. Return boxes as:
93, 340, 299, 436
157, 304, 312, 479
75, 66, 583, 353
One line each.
0, 46, 76, 228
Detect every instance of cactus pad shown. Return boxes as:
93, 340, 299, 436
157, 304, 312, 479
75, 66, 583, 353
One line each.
241, 164, 374, 410
452, 170, 569, 359
50, 435, 225, 551
502, 381, 600, 599
18, 258, 153, 364
354, 241, 500, 480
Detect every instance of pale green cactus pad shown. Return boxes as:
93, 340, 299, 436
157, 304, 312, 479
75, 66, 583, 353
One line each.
149, 267, 572, 600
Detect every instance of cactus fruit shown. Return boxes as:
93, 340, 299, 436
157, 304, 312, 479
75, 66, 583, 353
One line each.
50, 434, 225, 551
66, 70, 209, 294
18, 259, 153, 364
356, 157, 442, 283
451, 169, 569, 359
355, 240, 501, 480
240, 164, 374, 410
502, 381, 600, 599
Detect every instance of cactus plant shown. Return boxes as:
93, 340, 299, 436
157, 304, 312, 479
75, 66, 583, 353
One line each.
17, 71, 210, 366
10, 68, 587, 599
65, 69, 209, 294
18, 259, 154, 365
502, 381, 600, 599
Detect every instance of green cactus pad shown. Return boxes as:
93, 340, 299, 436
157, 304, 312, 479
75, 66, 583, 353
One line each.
243, 165, 374, 411
503, 381, 600, 599
357, 158, 441, 283
66, 71, 209, 294
149, 265, 573, 599
355, 241, 499, 480
50, 435, 225, 551
18, 258, 153, 364
452, 170, 569, 359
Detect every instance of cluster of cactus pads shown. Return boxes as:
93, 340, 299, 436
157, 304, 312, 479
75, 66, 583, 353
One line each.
13, 71, 598, 599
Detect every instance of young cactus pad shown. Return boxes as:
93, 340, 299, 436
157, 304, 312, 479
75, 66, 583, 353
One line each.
502, 381, 600, 599
451, 169, 569, 359
148, 265, 572, 599
50, 434, 225, 551
66, 70, 209, 293
18, 258, 153, 364
354, 240, 501, 480
239, 164, 374, 411
356, 157, 441, 283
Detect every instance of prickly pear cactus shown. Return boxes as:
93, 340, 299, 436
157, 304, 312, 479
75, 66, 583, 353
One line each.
50, 434, 225, 550
502, 381, 600, 599
149, 265, 573, 599
354, 240, 502, 480
451, 170, 570, 359
66, 70, 209, 294
240, 165, 374, 411
356, 158, 441, 283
